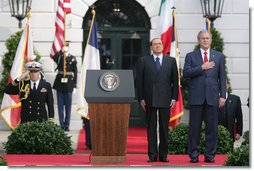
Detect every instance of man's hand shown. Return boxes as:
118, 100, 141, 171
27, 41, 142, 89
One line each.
219, 97, 226, 108
201, 61, 215, 71
19, 70, 30, 80
170, 99, 176, 108
140, 99, 146, 112
235, 133, 241, 140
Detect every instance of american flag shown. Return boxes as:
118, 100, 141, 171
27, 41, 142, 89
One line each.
50, 0, 71, 59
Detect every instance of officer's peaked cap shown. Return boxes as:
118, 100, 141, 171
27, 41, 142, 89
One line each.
25, 61, 42, 71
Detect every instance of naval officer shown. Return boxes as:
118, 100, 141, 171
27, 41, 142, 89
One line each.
5, 61, 54, 123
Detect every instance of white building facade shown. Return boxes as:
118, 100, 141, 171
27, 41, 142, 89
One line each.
0, 0, 249, 132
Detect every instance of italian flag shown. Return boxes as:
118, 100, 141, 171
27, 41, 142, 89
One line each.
159, 0, 174, 55
159, 0, 184, 127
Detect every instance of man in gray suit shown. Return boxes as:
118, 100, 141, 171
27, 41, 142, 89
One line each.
183, 30, 226, 163
137, 38, 178, 162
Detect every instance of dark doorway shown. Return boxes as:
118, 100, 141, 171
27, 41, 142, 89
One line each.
83, 0, 151, 126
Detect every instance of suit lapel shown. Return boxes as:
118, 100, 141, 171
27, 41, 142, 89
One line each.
37, 80, 43, 92
161, 55, 166, 71
209, 49, 216, 62
197, 50, 203, 65
149, 55, 159, 73
226, 94, 233, 113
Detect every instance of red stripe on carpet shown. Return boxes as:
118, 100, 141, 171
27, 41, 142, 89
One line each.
3, 154, 227, 166
76, 127, 147, 154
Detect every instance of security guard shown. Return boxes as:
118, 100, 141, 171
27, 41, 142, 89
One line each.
5, 61, 54, 123
53, 41, 77, 131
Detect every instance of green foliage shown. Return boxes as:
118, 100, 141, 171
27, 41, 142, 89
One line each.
0, 156, 7, 166
225, 130, 249, 166
241, 131, 249, 146
168, 123, 189, 154
224, 144, 249, 166
182, 28, 231, 109
200, 124, 233, 154
168, 122, 232, 154
0, 31, 41, 103
4, 121, 73, 154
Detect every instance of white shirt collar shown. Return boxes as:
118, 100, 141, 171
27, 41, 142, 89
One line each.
200, 48, 210, 60
30, 79, 40, 89
153, 54, 163, 61
200, 48, 210, 55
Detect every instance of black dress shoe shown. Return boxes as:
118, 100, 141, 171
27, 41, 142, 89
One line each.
190, 158, 199, 163
64, 128, 70, 132
85, 145, 92, 150
204, 158, 215, 163
159, 158, 169, 162
147, 158, 157, 162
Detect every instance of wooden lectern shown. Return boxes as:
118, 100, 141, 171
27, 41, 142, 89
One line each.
85, 70, 135, 164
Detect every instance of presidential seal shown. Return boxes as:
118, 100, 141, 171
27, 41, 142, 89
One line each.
99, 72, 120, 91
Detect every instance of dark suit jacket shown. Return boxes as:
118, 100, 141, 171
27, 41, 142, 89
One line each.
218, 94, 243, 140
53, 51, 77, 92
5, 79, 54, 123
137, 55, 178, 108
183, 49, 226, 106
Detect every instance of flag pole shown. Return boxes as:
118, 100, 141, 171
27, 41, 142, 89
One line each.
85, 8, 96, 50
63, 11, 67, 77
76, 7, 97, 118
81, 7, 96, 96
23, 8, 31, 64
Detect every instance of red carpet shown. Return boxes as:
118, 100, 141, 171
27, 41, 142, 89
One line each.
3, 127, 228, 166
76, 127, 147, 154
3, 154, 227, 166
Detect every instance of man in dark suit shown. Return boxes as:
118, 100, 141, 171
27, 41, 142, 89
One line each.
218, 83, 243, 142
53, 42, 77, 131
137, 38, 178, 162
183, 30, 226, 163
5, 61, 54, 123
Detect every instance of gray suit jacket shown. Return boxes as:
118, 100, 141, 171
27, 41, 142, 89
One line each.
183, 49, 226, 106
137, 55, 178, 108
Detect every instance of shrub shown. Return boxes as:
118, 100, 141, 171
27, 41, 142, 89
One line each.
224, 144, 249, 166
4, 121, 73, 154
168, 122, 232, 154
0, 156, 7, 166
168, 123, 189, 154
224, 130, 250, 166
200, 124, 233, 154
241, 131, 249, 146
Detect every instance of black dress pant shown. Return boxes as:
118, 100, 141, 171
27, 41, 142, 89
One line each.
146, 107, 170, 159
82, 117, 91, 148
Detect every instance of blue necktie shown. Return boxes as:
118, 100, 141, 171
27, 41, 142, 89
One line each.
156, 57, 160, 71
33, 82, 36, 91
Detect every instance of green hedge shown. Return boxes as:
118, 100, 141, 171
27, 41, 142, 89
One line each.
168, 122, 232, 154
241, 131, 249, 146
0, 156, 7, 166
224, 130, 249, 166
4, 121, 73, 154
224, 144, 249, 166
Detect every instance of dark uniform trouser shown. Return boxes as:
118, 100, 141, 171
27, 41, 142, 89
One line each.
146, 107, 170, 159
56, 90, 72, 129
82, 117, 91, 148
188, 102, 218, 159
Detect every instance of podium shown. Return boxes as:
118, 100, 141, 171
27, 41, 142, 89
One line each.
85, 70, 135, 164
